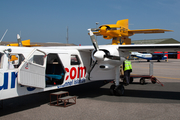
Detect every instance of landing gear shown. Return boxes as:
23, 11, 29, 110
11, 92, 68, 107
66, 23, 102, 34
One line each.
110, 84, 125, 96
110, 84, 116, 95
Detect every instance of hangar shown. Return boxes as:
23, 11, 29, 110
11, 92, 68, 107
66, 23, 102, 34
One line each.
132, 38, 180, 59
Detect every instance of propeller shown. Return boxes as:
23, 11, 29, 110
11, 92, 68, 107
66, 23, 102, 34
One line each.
88, 29, 99, 51
87, 29, 121, 80
86, 29, 100, 80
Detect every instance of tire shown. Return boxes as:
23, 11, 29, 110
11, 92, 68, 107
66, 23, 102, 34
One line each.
110, 84, 116, 95
140, 78, 145, 85
151, 78, 157, 84
115, 85, 125, 96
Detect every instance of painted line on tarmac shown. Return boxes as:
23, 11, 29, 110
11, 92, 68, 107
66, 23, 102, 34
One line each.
131, 74, 180, 80
154, 76, 180, 80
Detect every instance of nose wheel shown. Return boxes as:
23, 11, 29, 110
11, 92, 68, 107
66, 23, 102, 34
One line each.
110, 84, 125, 96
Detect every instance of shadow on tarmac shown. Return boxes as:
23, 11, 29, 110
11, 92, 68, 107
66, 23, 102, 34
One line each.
0, 81, 180, 116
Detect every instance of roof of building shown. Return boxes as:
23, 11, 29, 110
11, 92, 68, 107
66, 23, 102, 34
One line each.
0, 41, 76, 46
131, 38, 180, 44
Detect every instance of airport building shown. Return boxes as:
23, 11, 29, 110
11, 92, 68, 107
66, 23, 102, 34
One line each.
132, 38, 180, 59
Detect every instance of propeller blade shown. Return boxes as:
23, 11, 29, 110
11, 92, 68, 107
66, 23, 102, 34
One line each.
91, 28, 100, 31
86, 60, 97, 80
88, 29, 99, 51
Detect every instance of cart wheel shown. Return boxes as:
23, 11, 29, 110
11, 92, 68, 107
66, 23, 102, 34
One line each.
140, 78, 145, 85
130, 77, 133, 84
151, 78, 157, 84
110, 84, 116, 95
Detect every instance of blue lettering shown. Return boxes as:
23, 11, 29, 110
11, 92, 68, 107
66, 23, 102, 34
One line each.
57, 79, 86, 89
11, 72, 17, 88
0, 73, 8, 90
0, 72, 36, 91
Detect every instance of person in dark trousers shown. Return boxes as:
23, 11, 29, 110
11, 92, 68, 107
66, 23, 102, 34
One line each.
123, 57, 132, 85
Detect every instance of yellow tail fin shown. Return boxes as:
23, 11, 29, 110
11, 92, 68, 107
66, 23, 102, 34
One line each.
116, 19, 129, 29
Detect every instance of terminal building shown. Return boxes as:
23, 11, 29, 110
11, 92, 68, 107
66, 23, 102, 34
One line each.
131, 38, 180, 59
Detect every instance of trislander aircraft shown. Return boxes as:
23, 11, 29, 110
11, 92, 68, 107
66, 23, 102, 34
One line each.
131, 52, 173, 62
0, 21, 180, 102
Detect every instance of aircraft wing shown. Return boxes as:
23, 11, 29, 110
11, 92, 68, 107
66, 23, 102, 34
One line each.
118, 44, 180, 53
128, 29, 173, 34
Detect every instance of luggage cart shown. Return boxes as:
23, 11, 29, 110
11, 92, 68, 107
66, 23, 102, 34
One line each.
120, 75, 164, 86
120, 62, 164, 86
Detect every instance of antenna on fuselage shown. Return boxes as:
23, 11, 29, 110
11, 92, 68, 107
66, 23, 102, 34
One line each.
0, 29, 8, 42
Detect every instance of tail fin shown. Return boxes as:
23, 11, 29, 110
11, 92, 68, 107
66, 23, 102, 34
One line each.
116, 19, 129, 29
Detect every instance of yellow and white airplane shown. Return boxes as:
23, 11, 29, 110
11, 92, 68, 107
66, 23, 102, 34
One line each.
92, 19, 173, 45
7, 34, 41, 47
0, 20, 179, 103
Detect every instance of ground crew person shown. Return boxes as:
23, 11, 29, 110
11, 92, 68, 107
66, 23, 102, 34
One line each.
123, 57, 132, 85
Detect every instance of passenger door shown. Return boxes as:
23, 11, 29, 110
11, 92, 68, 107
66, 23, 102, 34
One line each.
18, 49, 47, 88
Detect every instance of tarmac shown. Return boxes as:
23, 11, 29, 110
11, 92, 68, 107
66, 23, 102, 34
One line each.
0, 59, 180, 120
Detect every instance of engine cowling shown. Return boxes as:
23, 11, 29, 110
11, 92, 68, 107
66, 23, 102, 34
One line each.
94, 51, 105, 61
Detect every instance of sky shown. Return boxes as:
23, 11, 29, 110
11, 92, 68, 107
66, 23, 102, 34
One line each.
0, 0, 180, 45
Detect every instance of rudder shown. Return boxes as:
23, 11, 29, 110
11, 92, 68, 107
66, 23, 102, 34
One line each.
116, 19, 129, 29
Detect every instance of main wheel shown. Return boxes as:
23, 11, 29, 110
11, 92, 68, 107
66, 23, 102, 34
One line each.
110, 84, 116, 95
140, 78, 145, 85
115, 85, 125, 96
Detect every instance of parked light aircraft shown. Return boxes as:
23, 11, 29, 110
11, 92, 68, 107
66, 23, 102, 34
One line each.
0, 28, 180, 101
91, 19, 173, 45
131, 52, 167, 62
6, 34, 41, 47
131, 52, 178, 62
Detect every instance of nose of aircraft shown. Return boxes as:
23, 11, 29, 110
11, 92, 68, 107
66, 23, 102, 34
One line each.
99, 26, 107, 34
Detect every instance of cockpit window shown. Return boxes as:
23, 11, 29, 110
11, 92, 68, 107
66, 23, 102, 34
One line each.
71, 55, 81, 65
0, 53, 4, 69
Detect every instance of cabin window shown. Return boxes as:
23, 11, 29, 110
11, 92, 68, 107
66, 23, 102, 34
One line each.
0, 53, 4, 69
29, 51, 45, 66
71, 55, 81, 65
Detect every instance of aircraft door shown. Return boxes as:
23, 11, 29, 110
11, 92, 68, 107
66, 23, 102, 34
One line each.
18, 49, 47, 88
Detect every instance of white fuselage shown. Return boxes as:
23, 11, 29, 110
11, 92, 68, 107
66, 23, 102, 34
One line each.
0, 45, 123, 100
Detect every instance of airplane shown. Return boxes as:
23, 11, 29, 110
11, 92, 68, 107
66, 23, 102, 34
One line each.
131, 52, 168, 62
131, 52, 179, 62
6, 34, 41, 47
91, 19, 173, 45
0, 24, 180, 103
